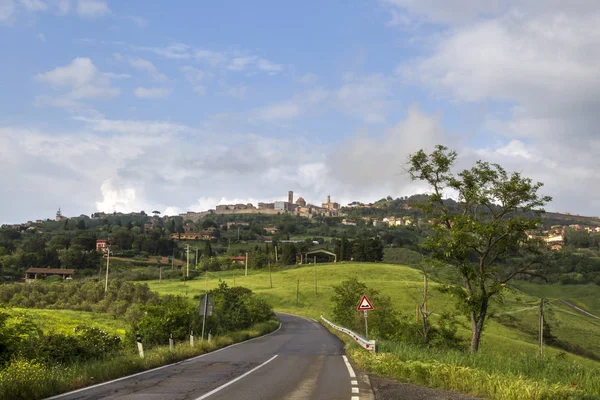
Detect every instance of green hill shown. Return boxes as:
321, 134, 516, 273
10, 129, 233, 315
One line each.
146, 262, 600, 366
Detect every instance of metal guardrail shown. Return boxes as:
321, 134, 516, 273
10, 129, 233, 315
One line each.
321, 315, 377, 352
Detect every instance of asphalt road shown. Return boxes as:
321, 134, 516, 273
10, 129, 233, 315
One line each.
48, 313, 371, 400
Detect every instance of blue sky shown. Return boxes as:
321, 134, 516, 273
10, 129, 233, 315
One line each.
1, 0, 599, 223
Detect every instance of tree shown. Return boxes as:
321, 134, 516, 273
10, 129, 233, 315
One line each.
204, 241, 212, 257
76, 220, 87, 230
408, 145, 552, 353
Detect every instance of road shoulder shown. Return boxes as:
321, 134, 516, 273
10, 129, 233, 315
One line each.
369, 375, 482, 400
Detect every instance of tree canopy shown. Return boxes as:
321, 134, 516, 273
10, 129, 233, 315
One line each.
408, 145, 552, 353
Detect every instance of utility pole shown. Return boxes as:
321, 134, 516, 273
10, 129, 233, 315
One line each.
296, 279, 299, 307
185, 244, 190, 278
171, 248, 174, 271
237, 227, 240, 241
274, 244, 278, 262
104, 246, 110, 293
159, 266, 162, 283
245, 252, 248, 277
195, 247, 199, 270
269, 258, 272, 288
314, 259, 317, 295
539, 298, 544, 357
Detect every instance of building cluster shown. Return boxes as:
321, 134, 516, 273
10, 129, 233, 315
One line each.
182, 191, 342, 221
527, 224, 600, 251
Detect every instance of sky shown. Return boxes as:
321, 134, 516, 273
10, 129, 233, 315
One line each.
1, 0, 600, 224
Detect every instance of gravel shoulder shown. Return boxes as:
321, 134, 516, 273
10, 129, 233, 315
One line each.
369, 375, 483, 400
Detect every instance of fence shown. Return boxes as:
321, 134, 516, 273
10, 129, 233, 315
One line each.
321, 315, 377, 352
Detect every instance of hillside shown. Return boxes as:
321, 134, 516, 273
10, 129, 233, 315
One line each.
146, 262, 600, 365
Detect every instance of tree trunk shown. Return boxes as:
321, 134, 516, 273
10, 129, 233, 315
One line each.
469, 300, 489, 353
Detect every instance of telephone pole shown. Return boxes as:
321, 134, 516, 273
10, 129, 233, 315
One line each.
245, 252, 248, 277
185, 244, 190, 278
104, 246, 110, 293
539, 298, 544, 357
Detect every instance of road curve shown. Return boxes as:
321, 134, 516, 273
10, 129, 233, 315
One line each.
48, 313, 370, 400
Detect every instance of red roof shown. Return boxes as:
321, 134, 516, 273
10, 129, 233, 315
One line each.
26, 268, 75, 275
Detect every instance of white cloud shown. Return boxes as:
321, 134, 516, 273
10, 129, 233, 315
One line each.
180, 65, 209, 95
328, 106, 449, 188
335, 74, 392, 123
0, 0, 15, 21
297, 73, 318, 85
96, 179, 148, 213
36, 32, 46, 41
223, 85, 247, 100
114, 53, 168, 82
138, 44, 284, 74
133, 87, 172, 99
383, 0, 600, 25
55, 0, 69, 14
72, 116, 190, 135
136, 43, 192, 59
20, 0, 47, 11
35, 57, 120, 100
76, 0, 109, 17
254, 102, 302, 121
122, 15, 148, 28
228, 55, 283, 74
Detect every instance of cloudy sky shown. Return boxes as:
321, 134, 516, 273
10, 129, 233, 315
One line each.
1, 0, 599, 224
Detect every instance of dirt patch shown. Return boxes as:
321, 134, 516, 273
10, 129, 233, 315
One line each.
369, 375, 483, 400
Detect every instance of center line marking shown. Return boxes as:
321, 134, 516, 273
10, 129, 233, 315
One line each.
195, 355, 278, 400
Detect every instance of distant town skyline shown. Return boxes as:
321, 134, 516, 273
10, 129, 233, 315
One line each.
2, 1, 599, 223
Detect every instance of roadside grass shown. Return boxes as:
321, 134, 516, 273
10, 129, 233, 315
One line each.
6, 308, 129, 337
346, 339, 598, 400
0, 319, 279, 400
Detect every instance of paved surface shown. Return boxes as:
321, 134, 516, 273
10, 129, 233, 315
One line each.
49, 313, 371, 400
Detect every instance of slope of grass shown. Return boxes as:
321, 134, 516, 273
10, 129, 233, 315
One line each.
6, 308, 129, 337
146, 262, 600, 365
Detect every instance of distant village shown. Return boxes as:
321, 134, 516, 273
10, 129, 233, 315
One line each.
4, 193, 600, 253
179, 190, 343, 221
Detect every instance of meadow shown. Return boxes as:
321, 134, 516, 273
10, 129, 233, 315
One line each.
6, 308, 128, 337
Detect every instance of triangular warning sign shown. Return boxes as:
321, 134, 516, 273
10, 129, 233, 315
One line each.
357, 295, 374, 310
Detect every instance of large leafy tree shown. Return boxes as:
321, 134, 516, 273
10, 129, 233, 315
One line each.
408, 145, 552, 353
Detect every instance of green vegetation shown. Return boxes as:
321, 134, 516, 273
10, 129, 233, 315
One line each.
0, 277, 277, 399
408, 145, 552, 353
148, 262, 600, 398
6, 308, 128, 337
0, 320, 279, 400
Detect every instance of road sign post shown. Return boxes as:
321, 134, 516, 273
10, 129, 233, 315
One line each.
136, 334, 144, 358
199, 293, 213, 341
357, 295, 374, 340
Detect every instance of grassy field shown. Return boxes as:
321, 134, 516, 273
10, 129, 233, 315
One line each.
146, 262, 600, 367
6, 308, 129, 337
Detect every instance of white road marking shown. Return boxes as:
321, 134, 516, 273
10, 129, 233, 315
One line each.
352, 397, 360, 400
194, 355, 279, 400
352, 387, 359, 393
342, 355, 356, 378
45, 323, 283, 400
351, 380, 358, 385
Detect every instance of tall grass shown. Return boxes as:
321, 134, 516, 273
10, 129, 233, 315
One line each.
0, 319, 279, 400
337, 333, 600, 400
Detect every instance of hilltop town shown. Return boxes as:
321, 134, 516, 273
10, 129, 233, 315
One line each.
179, 190, 342, 221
